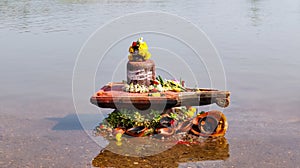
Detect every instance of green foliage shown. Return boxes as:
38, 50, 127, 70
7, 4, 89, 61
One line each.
169, 113, 178, 120
105, 110, 133, 128
105, 109, 164, 129
104, 107, 194, 131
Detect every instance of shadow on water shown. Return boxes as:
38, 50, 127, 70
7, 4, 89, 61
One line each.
92, 137, 229, 167
46, 113, 106, 130
47, 114, 84, 130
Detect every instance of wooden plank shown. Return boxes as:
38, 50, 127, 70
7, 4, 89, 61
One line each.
91, 82, 230, 109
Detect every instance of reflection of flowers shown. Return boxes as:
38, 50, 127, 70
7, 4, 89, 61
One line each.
115, 132, 122, 142
92, 136, 229, 167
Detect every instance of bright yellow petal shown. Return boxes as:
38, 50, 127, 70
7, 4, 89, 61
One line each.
116, 133, 122, 142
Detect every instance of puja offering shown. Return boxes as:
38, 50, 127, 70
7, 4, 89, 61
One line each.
91, 37, 230, 142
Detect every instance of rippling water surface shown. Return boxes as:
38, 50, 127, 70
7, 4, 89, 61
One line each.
1, 0, 300, 167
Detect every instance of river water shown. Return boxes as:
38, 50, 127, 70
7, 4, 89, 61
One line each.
1, 0, 300, 167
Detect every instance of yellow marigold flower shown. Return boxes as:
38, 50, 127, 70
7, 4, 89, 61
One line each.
129, 46, 134, 53
138, 42, 148, 51
144, 51, 151, 60
128, 54, 133, 61
189, 107, 197, 113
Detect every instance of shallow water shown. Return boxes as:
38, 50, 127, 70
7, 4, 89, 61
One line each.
1, 0, 300, 167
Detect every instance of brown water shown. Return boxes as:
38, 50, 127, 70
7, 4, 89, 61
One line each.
1, 0, 300, 167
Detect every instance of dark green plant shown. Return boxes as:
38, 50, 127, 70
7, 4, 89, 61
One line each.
104, 108, 194, 130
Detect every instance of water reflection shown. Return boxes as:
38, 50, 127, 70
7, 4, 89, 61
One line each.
249, 0, 263, 26
92, 137, 229, 167
0, 0, 168, 33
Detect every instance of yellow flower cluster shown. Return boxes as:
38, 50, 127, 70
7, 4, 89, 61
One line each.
186, 107, 197, 118
128, 37, 151, 61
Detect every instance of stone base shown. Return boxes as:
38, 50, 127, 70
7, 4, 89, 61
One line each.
127, 59, 156, 86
